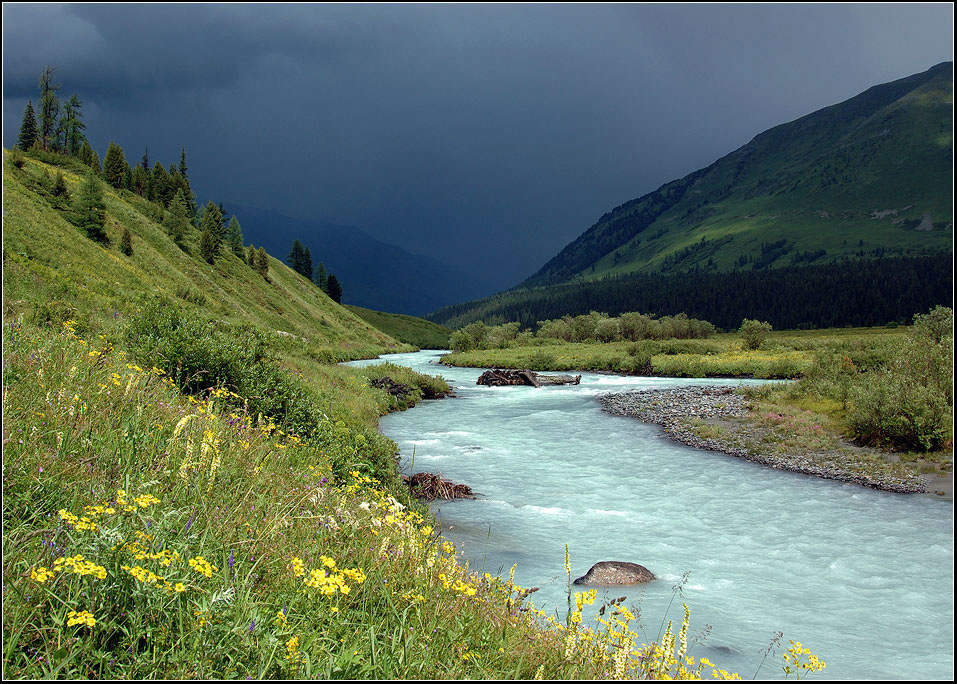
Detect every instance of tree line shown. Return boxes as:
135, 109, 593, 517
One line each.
430, 253, 954, 331
13, 66, 345, 304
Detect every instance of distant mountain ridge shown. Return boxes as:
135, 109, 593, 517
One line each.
522, 61, 953, 288
224, 204, 495, 316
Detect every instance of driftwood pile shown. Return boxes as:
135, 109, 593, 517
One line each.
476, 369, 581, 387
403, 472, 475, 500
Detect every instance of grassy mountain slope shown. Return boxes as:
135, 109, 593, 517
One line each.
227, 203, 495, 317
523, 62, 953, 287
3, 152, 406, 362
346, 305, 452, 349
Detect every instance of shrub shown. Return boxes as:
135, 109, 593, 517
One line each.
740, 318, 773, 350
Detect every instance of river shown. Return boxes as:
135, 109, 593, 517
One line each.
345, 350, 954, 680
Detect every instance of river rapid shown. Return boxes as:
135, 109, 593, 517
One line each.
345, 350, 954, 680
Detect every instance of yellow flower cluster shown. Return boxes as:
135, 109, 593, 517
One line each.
58, 490, 161, 531
783, 640, 826, 678
285, 636, 304, 664
49, 555, 108, 580
187, 556, 218, 578
293, 555, 365, 597
122, 564, 165, 585
30, 566, 56, 583
66, 610, 96, 628
439, 572, 478, 597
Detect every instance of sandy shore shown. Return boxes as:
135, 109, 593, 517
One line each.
598, 386, 945, 495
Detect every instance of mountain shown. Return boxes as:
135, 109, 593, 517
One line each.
222, 203, 495, 317
431, 63, 953, 328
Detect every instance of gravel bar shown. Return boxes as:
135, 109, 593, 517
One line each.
598, 386, 925, 494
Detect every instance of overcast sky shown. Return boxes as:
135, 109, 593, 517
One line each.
3, 3, 953, 290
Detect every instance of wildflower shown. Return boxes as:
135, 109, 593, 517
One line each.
66, 610, 96, 628
174, 583, 186, 593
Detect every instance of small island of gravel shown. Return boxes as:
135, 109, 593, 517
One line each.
598, 386, 942, 494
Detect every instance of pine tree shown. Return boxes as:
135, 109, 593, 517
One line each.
149, 161, 169, 204
51, 171, 69, 198
198, 201, 224, 263
37, 67, 61, 151
141, 148, 150, 172
256, 247, 270, 279
63, 94, 87, 156
287, 240, 305, 275
163, 189, 191, 250
314, 262, 328, 290
74, 171, 107, 243
179, 147, 189, 179
247, 244, 257, 267
131, 165, 148, 196
226, 216, 245, 258
78, 140, 93, 166
17, 99, 39, 151
90, 150, 101, 173
302, 247, 313, 281
120, 227, 134, 256
325, 274, 343, 303
103, 141, 130, 189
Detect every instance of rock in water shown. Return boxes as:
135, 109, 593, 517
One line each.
477, 369, 581, 387
573, 561, 655, 586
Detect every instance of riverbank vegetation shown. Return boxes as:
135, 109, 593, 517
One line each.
442, 316, 909, 380
346, 305, 452, 350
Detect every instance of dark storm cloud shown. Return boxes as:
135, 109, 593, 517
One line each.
3, 3, 953, 291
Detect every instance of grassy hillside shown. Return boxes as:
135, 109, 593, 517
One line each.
346, 305, 451, 349
3, 152, 407, 363
523, 62, 952, 287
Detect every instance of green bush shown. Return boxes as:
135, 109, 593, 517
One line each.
740, 319, 773, 350
848, 307, 953, 451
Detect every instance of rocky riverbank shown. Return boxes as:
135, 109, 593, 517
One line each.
598, 386, 928, 494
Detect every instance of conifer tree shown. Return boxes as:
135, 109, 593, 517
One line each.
256, 247, 270, 279
51, 171, 69, 198
314, 262, 328, 290
141, 148, 150, 172
149, 161, 169, 204
131, 165, 148, 196
163, 189, 191, 250
179, 147, 189, 179
37, 67, 61, 151
302, 247, 314, 281
74, 171, 107, 243
63, 94, 86, 156
90, 150, 101, 173
198, 201, 224, 263
17, 99, 39, 151
78, 140, 93, 166
287, 240, 305, 275
120, 227, 134, 256
325, 274, 343, 303
226, 216, 245, 258
103, 141, 130, 189
247, 244, 257, 267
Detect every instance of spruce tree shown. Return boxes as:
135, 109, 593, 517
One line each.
256, 247, 270, 279
141, 148, 150, 172
63, 94, 86, 156
149, 162, 169, 204
325, 274, 343, 303
164, 189, 191, 250
247, 244, 257, 267
75, 171, 107, 243
103, 142, 130, 189
17, 99, 39, 151
198, 201, 224, 263
131, 165, 148, 196
287, 240, 305, 275
226, 216, 245, 258
90, 150, 100, 173
120, 227, 133, 256
302, 247, 313, 281
52, 171, 69, 198
37, 67, 61, 151
78, 140, 93, 167
314, 262, 328, 290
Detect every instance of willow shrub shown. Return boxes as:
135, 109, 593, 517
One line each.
848, 307, 953, 451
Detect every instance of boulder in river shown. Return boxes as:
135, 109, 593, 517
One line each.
477, 369, 581, 387
573, 561, 655, 586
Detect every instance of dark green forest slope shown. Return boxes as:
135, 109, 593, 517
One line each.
431, 63, 953, 328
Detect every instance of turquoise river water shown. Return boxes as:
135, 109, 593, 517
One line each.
345, 350, 953, 679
